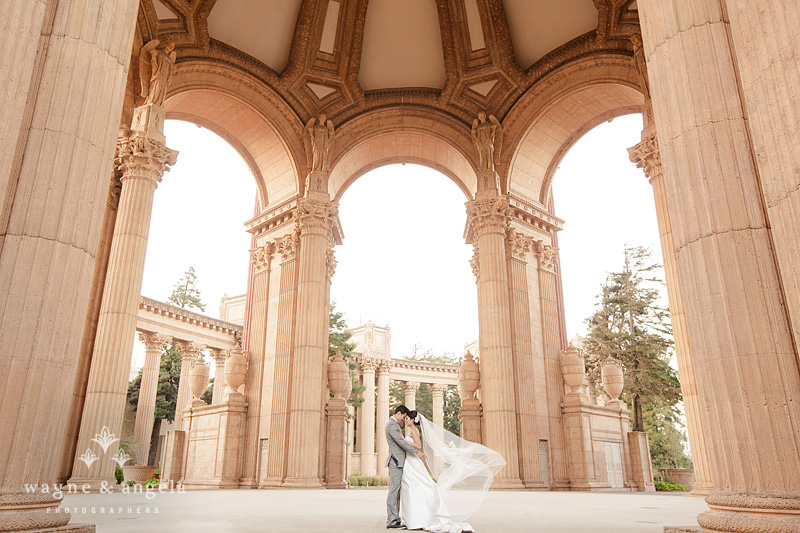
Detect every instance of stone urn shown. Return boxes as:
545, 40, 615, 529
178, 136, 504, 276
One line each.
458, 352, 480, 400
224, 343, 248, 392
122, 465, 157, 484
328, 350, 349, 399
560, 342, 585, 391
188, 357, 210, 403
601, 357, 624, 400
343, 369, 353, 402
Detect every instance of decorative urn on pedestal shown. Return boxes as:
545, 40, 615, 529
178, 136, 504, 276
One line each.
560, 342, 586, 403
601, 357, 625, 409
188, 356, 210, 407
328, 350, 349, 399
458, 351, 480, 400
224, 342, 247, 399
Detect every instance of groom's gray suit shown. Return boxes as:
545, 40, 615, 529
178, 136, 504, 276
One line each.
385, 416, 419, 527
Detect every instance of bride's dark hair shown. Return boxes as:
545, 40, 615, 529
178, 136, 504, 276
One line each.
407, 410, 421, 427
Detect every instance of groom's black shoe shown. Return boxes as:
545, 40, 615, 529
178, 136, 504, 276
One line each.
387, 522, 405, 529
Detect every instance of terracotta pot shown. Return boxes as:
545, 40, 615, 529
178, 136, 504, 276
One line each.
601, 357, 624, 400
224, 343, 247, 392
188, 357, 210, 401
458, 352, 480, 400
560, 342, 585, 391
122, 465, 156, 484
328, 351, 349, 399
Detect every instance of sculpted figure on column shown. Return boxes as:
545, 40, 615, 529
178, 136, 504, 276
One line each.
471, 112, 502, 172
304, 114, 336, 196
139, 40, 177, 107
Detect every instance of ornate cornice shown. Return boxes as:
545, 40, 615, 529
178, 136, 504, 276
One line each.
507, 194, 564, 235
138, 331, 173, 352
138, 296, 242, 335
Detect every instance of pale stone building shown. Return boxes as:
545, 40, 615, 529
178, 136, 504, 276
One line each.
2, 2, 799, 533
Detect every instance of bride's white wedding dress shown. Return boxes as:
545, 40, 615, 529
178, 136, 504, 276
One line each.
399, 435, 473, 533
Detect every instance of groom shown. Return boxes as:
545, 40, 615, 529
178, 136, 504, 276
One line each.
385, 404, 425, 529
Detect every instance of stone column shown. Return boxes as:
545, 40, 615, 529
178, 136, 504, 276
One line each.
358, 358, 377, 475
401, 381, 419, 411
430, 384, 446, 429
209, 348, 226, 405
0, 1, 140, 525
466, 196, 524, 489
263, 236, 299, 487
638, 2, 800, 530
69, 104, 178, 490
133, 332, 172, 464
506, 228, 542, 488
629, 128, 713, 496
535, 241, 569, 490
284, 199, 338, 487
173, 341, 206, 429
375, 362, 391, 478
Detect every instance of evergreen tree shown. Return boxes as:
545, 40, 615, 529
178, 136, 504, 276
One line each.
167, 266, 206, 311
583, 245, 681, 432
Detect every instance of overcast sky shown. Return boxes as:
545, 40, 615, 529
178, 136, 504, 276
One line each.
131, 114, 662, 373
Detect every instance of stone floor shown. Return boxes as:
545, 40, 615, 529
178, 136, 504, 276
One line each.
61, 488, 707, 532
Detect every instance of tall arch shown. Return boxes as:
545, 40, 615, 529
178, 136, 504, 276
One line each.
165, 60, 306, 209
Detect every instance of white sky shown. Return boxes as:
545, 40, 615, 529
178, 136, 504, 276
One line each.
131, 114, 663, 373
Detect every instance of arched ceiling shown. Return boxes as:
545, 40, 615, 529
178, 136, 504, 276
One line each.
139, 0, 641, 126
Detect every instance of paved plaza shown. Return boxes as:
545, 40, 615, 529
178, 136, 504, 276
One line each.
62, 489, 706, 532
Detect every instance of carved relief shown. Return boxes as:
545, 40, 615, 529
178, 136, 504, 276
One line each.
139, 40, 177, 108
138, 332, 173, 352
295, 198, 338, 237
250, 242, 275, 274
466, 196, 510, 239
277, 231, 300, 263
506, 228, 532, 262
534, 240, 557, 273
303, 115, 335, 174
471, 112, 503, 172
359, 356, 378, 373
469, 245, 480, 281
628, 131, 661, 182
116, 133, 178, 185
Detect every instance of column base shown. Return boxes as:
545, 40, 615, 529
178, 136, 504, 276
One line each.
690, 482, 713, 497
282, 477, 324, 488
0, 491, 77, 532
491, 478, 525, 490
697, 490, 800, 533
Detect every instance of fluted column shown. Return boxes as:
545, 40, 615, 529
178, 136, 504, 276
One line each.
535, 241, 569, 489
284, 199, 338, 487
375, 362, 391, 477
173, 341, 206, 429
466, 196, 524, 489
639, 2, 800, 530
134, 332, 172, 464
69, 104, 178, 490
263, 236, 299, 487
401, 381, 419, 411
430, 384, 446, 428
506, 229, 542, 487
359, 358, 377, 475
209, 348, 226, 405
0, 1, 140, 526
629, 128, 713, 496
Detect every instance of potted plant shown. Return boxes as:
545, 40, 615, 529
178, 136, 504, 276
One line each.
117, 438, 156, 485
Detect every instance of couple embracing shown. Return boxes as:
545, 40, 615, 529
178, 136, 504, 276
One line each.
384, 404, 506, 532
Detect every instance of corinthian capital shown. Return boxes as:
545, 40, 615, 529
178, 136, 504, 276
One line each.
466, 196, 510, 240
506, 228, 532, 262
250, 242, 275, 274
295, 198, 338, 237
360, 356, 378, 373
534, 240, 557, 273
138, 332, 172, 352
174, 341, 206, 360
277, 231, 300, 263
116, 132, 178, 186
628, 131, 662, 183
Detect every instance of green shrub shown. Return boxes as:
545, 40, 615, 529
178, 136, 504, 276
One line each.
655, 480, 689, 492
114, 466, 123, 484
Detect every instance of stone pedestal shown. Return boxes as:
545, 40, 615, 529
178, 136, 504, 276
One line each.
133, 333, 171, 464
210, 349, 226, 405
69, 105, 177, 491
160, 430, 186, 483
459, 398, 483, 444
627, 432, 655, 493
640, 1, 800, 529
325, 397, 350, 488
173, 342, 205, 429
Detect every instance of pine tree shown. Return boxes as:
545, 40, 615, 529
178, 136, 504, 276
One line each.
167, 266, 206, 311
583, 246, 681, 432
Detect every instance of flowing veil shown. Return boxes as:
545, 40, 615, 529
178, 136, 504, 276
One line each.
418, 414, 506, 521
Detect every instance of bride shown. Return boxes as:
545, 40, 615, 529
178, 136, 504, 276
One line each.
399, 410, 506, 533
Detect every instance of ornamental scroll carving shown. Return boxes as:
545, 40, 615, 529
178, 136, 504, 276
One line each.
534, 240, 557, 273
250, 242, 275, 274
277, 231, 300, 263
116, 133, 178, 185
326, 238, 338, 280
506, 228, 532, 262
628, 132, 662, 182
466, 196, 510, 239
